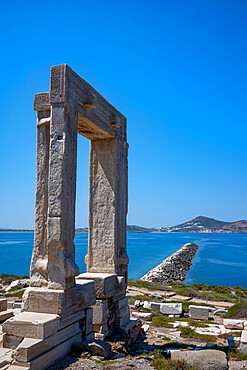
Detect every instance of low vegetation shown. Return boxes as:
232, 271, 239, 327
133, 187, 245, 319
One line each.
128, 279, 247, 304
224, 349, 247, 361
152, 350, 196, 370
222, 302, 247, 318
180, 327, 217, 343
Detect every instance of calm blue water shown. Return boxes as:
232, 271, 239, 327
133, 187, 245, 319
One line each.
0, 232, 246, 288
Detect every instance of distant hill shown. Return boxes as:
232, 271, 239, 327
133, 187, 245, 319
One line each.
126, 225, 157, 233
160, 216, 247, 233
2, 216, 247, 233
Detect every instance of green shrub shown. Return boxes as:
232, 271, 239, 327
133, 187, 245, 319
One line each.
223, 302, 247, 319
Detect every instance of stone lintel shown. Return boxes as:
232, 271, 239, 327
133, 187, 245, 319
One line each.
34, 93, 50, 112
50, 64, 126, 140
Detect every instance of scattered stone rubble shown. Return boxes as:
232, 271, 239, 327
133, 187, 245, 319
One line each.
140, 242, 198, 284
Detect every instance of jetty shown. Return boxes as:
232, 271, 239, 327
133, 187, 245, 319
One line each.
140, 242, 198, 284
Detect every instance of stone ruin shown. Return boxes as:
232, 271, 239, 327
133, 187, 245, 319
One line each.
3, 65, 135, 369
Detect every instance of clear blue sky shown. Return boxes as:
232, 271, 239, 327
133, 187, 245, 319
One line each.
0, 0, 246, 229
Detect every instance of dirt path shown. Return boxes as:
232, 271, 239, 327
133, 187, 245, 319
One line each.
127, 285, 234, 308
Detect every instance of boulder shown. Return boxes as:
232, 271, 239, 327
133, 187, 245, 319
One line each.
72, 339, 112, 358
171, 349, 228, 370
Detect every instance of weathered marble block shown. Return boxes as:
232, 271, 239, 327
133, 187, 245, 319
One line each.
223, 319, 244, 330
77, 273, 119, 298
160, 303, 182, 316
3, 312, 59, 340
189, 305, 209, 320
0, 298, 7, 312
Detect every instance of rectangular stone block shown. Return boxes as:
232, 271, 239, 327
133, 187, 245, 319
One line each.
0, 310, 13, 322
112, 290, 126, 302
86, 308, 93, 326
92, 300, 109, 325
13, 331, 81, 370
78, 273, 118, 298
3, 334, 23, 349
223, 319, 244, 330
15, 322, 80, 362
7, 301, 14, 310
0, 299, 7, 312
59, 310, 85, 330
115, 297, 128, 310
76, 279, 96, 306
241, 330, 247, 345
3, 312, 59, 339
22, 288, 65, 315
189, 305, 209, 320
115, 305, 129, 318
150, 302, 160, 312
115, 311, 130, 327
160, 303, 182, 316
121, 318, 138, 334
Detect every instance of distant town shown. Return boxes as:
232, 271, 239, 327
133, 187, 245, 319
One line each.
1, 216, 247, 233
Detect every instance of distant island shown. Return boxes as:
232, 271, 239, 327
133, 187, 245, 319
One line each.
1, 216, 247, 233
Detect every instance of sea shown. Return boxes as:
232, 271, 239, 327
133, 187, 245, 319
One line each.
0, 232, 247, 288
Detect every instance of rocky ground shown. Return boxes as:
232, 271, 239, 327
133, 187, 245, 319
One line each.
1, 278, 247, 369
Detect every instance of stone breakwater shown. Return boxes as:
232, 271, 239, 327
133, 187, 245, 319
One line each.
140, 243, 198, 284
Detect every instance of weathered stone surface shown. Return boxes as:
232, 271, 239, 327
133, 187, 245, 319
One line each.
0, 347, 13, 368
214, 309, 228, 316
171, 349, 228, 370
9, 64, 129, 368
3, 334, 23, 349
13, 332, 81, 370
15, 322, 80, 362
160, 303, 182, 316
241, 330, 247, 344
121, 318, 138, 334
240, 332, 247, 353
0, 298, 7, 312
114, 297, 128, 310
140, 243, 198, 284
87, 138, 128, 280
0, 310, 13, 322
223, 319, 244, 330
76, 339, 112, 358
3, 312, 59, 339
132, 312, 152, 321
115, 305, 130, 318
92, 300, 109, 325
150, 302, 160, 312
77, 273, 118, 298
189, 305, 209, 320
